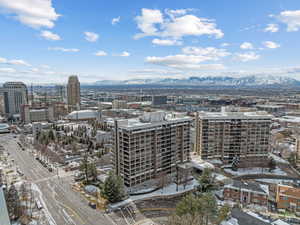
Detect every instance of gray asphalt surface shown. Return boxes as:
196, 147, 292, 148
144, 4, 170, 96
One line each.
0, 133, 117, 225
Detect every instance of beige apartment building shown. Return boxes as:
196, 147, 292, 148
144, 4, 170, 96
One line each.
112, 100, 127, 109
21, 104, 54, 124
113, 112, 192, 187
195, 110, 272, 165
67, 75, 80, 111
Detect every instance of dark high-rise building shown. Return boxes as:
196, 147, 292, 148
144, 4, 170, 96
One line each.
152, 95, 168, 106
67, 75, 80, 111
1, 82, 28, 116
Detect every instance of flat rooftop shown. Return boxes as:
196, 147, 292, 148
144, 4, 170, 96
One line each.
117, 112, 192, 130
198, 111, 273, 120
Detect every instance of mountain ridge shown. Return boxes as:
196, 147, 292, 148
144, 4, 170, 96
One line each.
93, 75, 300, 87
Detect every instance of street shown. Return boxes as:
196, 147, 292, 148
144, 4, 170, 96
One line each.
0, 133, 117, 225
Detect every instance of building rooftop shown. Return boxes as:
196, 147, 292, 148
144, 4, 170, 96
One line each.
225, 180, 267, 195
198, 111, 273, 120
117, 112, 192, 130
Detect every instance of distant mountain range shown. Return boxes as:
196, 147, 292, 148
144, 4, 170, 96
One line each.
93, 75, 300, 87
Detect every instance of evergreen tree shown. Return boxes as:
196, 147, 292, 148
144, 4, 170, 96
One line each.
101, 171, 126, 203
48, 129, 55, 142
171, 193, 231, 225
216, 204, 231, 224
197, 168, 217, 193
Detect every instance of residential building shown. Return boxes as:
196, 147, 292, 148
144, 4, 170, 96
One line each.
113, 112, 192, 187
195, 110, 272, 165
21, 104, 54, 123
112, 100, 127, 109
223, 180, 268, 206
256, 104, 285, 116
152, 95, 168, 106
1, 81, 28, 116
67, 75, 80, 111
276, 184, 300, 212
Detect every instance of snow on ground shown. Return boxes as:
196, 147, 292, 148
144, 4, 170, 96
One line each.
255, 178, 293, 184
221, 218, 239, 225
246, 211, 270, 223
246, 204, 268, 212
224, 167, 287, 176
259, 184, 269, 196
213, 173, 229, 182
190, 155, 214, 170
272, 219, 290, 225
270, 153, 289, 164
109, 179, 198, 209
31, 183, 57, 225
208, 159, 223, 165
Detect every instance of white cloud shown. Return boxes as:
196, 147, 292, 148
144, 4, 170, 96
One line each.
134, 8, 223, 40
276, 10, 300, 32
48, 47, 80, 52
112, 16, 120, 25
84, 31, 99, 42
119, 51, 130, 57
161, 15, 224, 39
0, 0, 60, 29
40, 30, 61, 40
94, 50, 107, 56
182, 47, 230, 59
152, 38, 182, 46
146, 55, 225, 70
263, 41, 280, 49
0, 57, 7, 63
0, 57, 31, 66
30, 67, 39, 72
240, 42, 254, 50
165, 9, 192, 18
235, 52, 260, 62
0, 67, 16, 73
134, 8, 164, 38
9, 59, 31, 66
264, 24, 279, 33
221, 43, 230, 47
145, 45, 230, 70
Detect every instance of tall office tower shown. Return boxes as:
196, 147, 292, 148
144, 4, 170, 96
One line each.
195, 110, 272, 166
113, 112, 192, 187
67, 75, 80, 111
2, 82, 28, 116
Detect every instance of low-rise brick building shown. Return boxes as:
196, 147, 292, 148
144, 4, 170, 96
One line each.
276, 184, 300, 212
223, 180, 268, 206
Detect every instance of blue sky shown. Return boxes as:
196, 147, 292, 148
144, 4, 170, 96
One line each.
0, 0, 300, 83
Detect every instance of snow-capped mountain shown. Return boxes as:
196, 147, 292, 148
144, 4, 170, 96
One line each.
94, 75, 300, 87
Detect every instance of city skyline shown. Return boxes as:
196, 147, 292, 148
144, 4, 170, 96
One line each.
0, 0, 300, 83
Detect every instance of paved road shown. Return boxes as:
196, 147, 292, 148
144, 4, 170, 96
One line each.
0, 134, 117, 225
